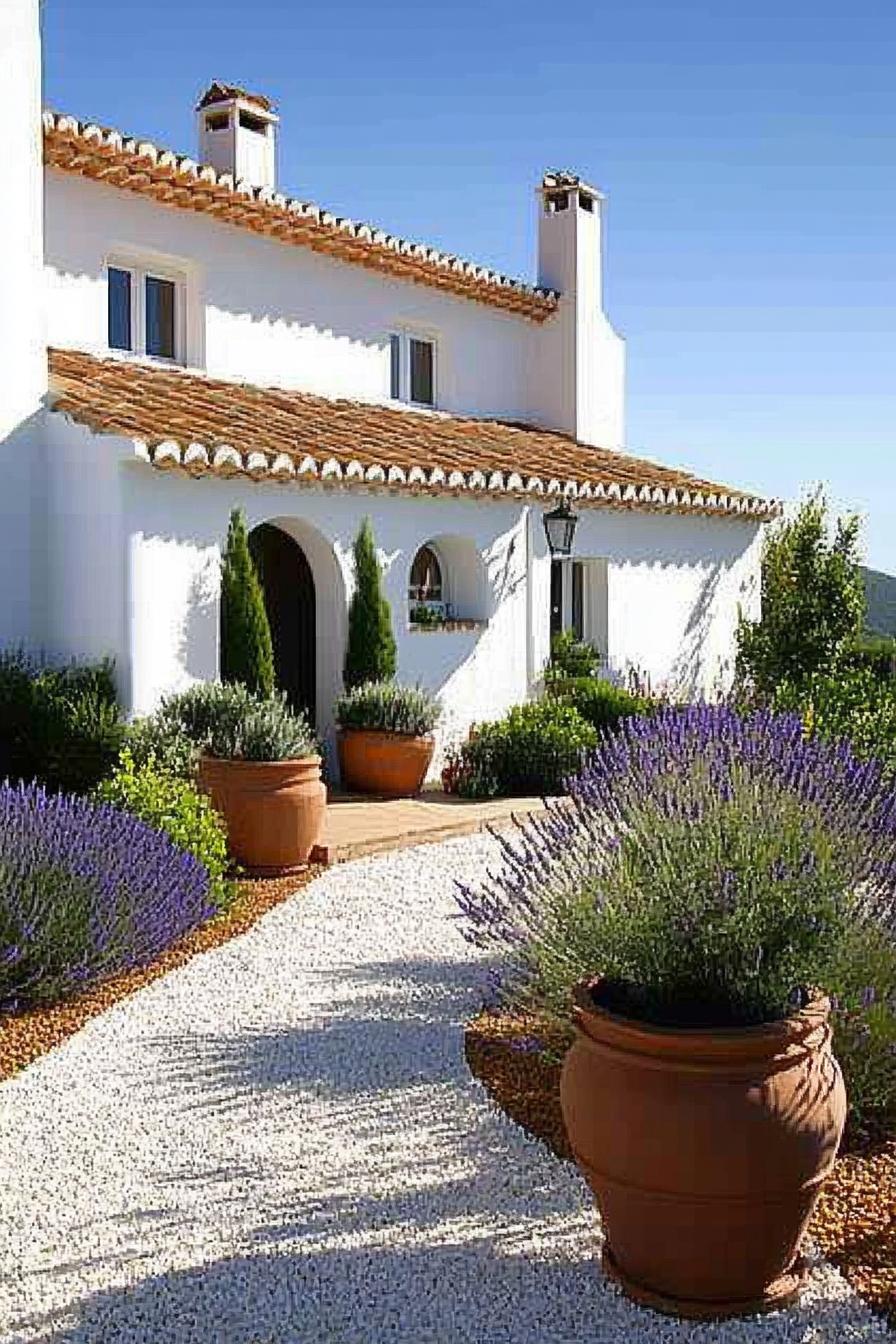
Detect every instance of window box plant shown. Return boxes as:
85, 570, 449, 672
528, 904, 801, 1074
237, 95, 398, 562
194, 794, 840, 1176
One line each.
335, 681, 441, 797
453, 707, 896, 1319
147, 682, 324, 874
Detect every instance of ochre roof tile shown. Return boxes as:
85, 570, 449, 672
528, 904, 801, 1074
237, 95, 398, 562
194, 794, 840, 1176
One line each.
47, 349, 779, 521
43, 111, 558, 322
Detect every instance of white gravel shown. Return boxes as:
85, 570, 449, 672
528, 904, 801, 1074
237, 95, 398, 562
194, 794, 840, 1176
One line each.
0, 832, 888, 1343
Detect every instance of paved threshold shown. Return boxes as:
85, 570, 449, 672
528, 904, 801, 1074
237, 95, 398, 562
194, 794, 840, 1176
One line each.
312, 789, 549, 864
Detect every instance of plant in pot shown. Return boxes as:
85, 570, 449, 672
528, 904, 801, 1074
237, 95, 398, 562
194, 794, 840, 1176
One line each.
335, 680, 441, 797
148, 682, 324, 874
455, 706, 896, 1319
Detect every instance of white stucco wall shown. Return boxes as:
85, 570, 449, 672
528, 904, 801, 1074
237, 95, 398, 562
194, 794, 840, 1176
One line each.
41, 415, 762, 779
44, 172, 539, 424
0, 0, 46, 649
570, 508, 763, 698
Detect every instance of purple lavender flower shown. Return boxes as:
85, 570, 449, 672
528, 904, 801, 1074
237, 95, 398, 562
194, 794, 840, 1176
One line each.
0, 780, 214, 1013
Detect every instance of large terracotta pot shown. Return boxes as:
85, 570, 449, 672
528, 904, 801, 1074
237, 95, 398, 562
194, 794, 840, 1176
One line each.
337, 728, 434, 797
198, 755, 326, 875
560, 976, 846, 1320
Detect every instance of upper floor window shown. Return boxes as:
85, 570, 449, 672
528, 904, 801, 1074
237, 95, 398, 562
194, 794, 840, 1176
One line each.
389, 331, 436, 407
107, 263, 183, 363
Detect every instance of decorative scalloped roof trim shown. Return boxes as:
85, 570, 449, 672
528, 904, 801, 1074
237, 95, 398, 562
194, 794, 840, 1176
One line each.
125, 434, 780, 520
43, 110, 559, 323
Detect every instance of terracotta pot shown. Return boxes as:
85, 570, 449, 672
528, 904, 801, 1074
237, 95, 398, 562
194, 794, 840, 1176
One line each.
560, 977, 846, 1320
337, 728, 434, 797
198, 754, 326, 875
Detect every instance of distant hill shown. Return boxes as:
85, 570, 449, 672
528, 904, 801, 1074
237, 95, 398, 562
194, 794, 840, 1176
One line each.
864, 567, 896, 636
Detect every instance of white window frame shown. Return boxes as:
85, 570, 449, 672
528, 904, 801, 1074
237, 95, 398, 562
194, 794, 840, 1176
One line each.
105, 257, 189, 365
388, 328, 438, 408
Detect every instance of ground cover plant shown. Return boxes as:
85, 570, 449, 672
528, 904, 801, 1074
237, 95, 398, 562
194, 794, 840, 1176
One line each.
443, 699, 597, 799
456, 705, 896, 1134
0, 780, 215, 1013
96, 750, 233, 911
335, 680, 441, 736
0, 650, 125, 795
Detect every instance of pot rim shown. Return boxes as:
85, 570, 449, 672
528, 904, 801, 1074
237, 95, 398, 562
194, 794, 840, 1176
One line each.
199, 752, 322, 768
336, 726, 435, 743
571, 975, 831, 1069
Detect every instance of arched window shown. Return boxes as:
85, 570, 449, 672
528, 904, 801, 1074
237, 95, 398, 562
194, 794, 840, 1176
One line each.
408, 544, 443, 605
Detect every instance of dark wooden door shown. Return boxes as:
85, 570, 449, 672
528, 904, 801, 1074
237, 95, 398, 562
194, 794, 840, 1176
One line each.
249, 523, 316, 726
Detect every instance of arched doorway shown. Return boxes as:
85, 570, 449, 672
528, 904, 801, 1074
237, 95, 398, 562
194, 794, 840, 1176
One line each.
249, 522, 316, 726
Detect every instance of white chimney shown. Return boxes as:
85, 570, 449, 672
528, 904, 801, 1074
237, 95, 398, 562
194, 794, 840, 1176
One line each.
196, 83, 279, 189
530, 170, 625, 450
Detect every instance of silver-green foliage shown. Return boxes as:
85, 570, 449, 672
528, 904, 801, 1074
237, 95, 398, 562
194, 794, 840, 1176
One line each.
334, 680, 441, 737
138, 682, 318, 764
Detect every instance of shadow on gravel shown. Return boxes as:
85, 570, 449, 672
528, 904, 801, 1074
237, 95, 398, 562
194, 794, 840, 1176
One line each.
10, 956, 883, 1344
22, 1243, 883, 1344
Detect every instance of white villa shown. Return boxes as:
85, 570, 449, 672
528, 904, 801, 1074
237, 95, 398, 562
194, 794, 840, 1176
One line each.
1, 0, 778, 775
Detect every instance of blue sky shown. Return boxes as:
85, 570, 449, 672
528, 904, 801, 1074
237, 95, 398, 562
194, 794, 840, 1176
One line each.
42, 0, 896, 572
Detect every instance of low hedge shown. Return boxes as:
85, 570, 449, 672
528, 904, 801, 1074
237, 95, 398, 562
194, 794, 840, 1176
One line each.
443, 699, 597, 799
546, 675, 656, 733
0, 651, 125, 796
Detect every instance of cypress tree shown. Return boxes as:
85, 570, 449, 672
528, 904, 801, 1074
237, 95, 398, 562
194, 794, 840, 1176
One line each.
343, 517, 397, 689
220, 507, 276, 696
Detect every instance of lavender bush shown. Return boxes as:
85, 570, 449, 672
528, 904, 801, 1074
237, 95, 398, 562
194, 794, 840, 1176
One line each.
456, 706, 896, 1031
0, 781, 215, 1012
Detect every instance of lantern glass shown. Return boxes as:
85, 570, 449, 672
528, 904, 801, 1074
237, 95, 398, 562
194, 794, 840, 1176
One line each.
543, 500, 579, 557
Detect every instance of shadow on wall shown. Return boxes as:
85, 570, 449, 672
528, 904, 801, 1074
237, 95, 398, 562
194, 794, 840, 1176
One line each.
668, 561, 726, 700
177, 551, 219, 683
14, 955, 876, 1344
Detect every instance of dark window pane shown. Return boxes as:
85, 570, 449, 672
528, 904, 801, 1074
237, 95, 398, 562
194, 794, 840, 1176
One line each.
572, 561, 584, 639
550, 560, 563, 637
409, 545, 442, 602
145, 276, 176, 359
108, 267, 132, 351
409, 338, 434, 405
390, 333, 401, 399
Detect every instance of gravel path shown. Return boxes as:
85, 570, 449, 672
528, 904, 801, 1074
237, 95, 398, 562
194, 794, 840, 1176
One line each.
0, 833, 888, 1343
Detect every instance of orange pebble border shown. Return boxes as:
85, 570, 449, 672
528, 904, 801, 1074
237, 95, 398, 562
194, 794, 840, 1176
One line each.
0, 868, 320, 1084
465, 1009, 896, 1330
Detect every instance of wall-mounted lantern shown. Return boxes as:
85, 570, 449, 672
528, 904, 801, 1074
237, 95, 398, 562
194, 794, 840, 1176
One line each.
542, 498, 579, 558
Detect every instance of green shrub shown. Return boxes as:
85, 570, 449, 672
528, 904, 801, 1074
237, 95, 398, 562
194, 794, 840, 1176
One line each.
409, 604, 444, 629
828, 924, 896, 1142
220, 508, 275, 697
0, 650, 125, 795
126, 712, 198, 781
147, 682, 317, 763
736, 490, 865, 699
547, 676, 655, 733
445, 699, 597, 799
844, 633, 896, 683
772, 666, 896, 769
335, 681, 441, 736
96, 750, 233, 910
344, 519, 396, 690
547, 630, 599, 681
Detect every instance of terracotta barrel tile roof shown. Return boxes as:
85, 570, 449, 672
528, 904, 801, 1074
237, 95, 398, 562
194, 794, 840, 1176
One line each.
47, 349, 780, 521
43, 111, 558, 322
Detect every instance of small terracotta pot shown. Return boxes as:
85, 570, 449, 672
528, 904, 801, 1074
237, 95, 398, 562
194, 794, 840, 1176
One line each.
560, 977, 846, 1320
198, 755, 326, 875
337, 728, 434, 797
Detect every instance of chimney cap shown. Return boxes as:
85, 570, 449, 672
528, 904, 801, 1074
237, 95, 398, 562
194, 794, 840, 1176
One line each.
540, 168, 604, 201
196, 82, 276, 114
